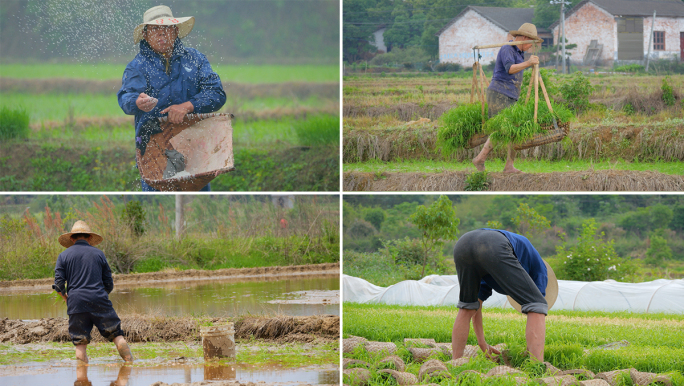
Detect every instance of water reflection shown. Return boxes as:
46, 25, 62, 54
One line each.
0, 362, 338, 385
0, 276, 339, 319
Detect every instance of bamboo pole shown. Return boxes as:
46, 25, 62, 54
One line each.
473, 40, 540, 50
533, 65, 540, 123
478, 63, 486, 126
538, 71, 554, 114
470, 63, 477, 103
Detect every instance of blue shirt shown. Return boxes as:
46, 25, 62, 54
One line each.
117, 38, 227, 141
477, 229, 548, 301
488, 43, 525, 100
54, 240, 115, 315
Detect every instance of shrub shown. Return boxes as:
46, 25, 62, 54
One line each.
645, 230, 672, 266
437, 103, 487, 154
464, 171, 490, 191
614, 63, 644, 73
434, 62, 462, 72
369, 47, 430, 66
555, 218, 631, 281
121, 200, 146, 237
347, 219, 377, 238
558, 71, 594, 113
294, 114, 339, 146
363, 207, 386, 231
661, 77, 675, 107
0, 106, 30, 140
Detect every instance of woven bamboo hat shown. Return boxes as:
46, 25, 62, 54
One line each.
510, 23, 541, 41
507, 259, 558, 313
133, 5, 195, 44
58, 220, 103, 248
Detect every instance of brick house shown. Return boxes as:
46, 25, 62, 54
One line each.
437, 6, 553, 67
550, 0, 684, 66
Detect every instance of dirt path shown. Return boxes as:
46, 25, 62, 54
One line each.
0, 263, 340, 292
0, 314, 339, 345
343, 170, 684, 191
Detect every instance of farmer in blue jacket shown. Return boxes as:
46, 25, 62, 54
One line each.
118, 5, 226, 191
451, 228, 549, 362
53, 221, 133, 364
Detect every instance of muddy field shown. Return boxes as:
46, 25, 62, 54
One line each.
343, 170, 684, 191
0, 263, 340, 292
0, 314, 339, 345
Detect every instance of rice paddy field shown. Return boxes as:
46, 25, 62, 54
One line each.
0, 63, 340, 191
342, 73, 684, 192
343, 302, 684, 385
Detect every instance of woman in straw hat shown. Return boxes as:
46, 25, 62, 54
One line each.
117, 5, 226, 191
53, 221, 133, 363
451, 228, 557, 362
472, 23, 541, 174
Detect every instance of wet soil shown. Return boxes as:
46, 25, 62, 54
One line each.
0, 263, 340, 292
0, 315, 339, 345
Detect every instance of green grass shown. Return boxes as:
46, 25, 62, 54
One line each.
294, 114, 340, 146
0, 63, 339, 83
344, 159, 684, 175
344, 303, 684, 375
0, 106, 30, 140
0, 93, 125, 122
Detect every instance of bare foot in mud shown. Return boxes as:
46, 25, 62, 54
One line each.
472, 158, 486, 172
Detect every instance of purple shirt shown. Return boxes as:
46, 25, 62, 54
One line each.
488, 43, 525, 100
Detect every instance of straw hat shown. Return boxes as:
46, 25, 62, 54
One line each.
58, 220, 104, 248
507, 259, 558, 313
509, 23, 541, 42
133, 5, 195, 44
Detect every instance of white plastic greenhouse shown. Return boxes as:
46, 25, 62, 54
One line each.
343, 275, 684, 314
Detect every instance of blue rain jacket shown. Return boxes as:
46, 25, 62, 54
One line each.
117, 38, 226, 142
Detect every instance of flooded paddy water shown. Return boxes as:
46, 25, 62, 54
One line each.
0, 275, 339, 319
0, 271, 340, 385
1, 360, 339, 386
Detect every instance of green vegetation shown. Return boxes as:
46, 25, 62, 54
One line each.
0, 195, 339, 280
485, 100, 575, 146
294, 114, 340, 146
0, 106, 29, 140
0, 64, 339, 83
409, 196, 460, 276
344, 303, 684, 376
0, 341, 338, 367
437, 103, 486, 154
343, 195, 684, 286
464, 171, 490, 191
345, 159, 684, 175
558, 71, 594, 113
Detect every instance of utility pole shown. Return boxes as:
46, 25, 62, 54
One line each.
551, 0, 571, 74
645, 10, 656, 72
175, 194, 184, 240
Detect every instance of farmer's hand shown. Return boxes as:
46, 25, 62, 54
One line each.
60, 292, 68, 302
479, 343, 501, 361
527, 55, 539, 67
161, 102, 194, 124
136, 93, 158, 112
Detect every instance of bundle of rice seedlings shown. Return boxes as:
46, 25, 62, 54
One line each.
484, 99, 574, 147
437, 103, 487, 155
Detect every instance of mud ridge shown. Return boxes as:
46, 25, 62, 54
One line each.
0, 314, 339, 345
0, 263, 340, 291
343, 170, 684, 192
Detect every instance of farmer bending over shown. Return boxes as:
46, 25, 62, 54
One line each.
452, 228, 552, 362
472, 23, 541, 174
118, 5, 226, 191
53, 221, 133, 364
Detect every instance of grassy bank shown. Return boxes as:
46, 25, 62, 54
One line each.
0, 63, 339, 83
344, 159, 684, 175
344, 303, 684, 374
0, 196, 339, 281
